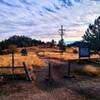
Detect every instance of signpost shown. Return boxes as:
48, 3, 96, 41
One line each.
64, 47, 91, 79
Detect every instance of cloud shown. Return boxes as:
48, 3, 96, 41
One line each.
0, 0, 100, 42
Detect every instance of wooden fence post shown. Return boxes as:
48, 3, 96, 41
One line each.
12, 49, 15, 78
23, 62, 32, 81
48, 62, 51, 81
68, 60, 71, 76
64, 60, 74, 79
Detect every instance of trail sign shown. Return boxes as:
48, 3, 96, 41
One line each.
79, 47, 90, 58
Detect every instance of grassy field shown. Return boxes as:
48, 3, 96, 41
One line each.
0, 46, 99, 75
0, 51, 47, 74
0, 46, 99, 100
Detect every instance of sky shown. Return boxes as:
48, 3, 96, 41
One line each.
0, 0, 100, 43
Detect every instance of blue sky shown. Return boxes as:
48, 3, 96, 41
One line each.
0, 0, 100, 42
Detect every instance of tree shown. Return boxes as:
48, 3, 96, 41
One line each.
51, 39, 56, 47
0, 35, 45, 50
58, 39, 66, 54
21, 48, 28, 56
0, 47, 3, 55
83, 16, 100, 50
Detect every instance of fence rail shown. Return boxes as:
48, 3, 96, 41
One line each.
0, 62, 32, 81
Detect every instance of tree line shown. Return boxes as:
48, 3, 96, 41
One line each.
0, 35, 56, 50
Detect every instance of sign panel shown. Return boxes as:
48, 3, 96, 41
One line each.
79, 48, 90, 58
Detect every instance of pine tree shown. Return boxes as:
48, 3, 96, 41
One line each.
83, 16, 100, 50
0, 47, 3, 55
51, 39, 56, 46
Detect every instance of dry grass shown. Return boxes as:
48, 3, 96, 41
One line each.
37, 47, 79, 61
0, 46, 99, 74
80, 65, 100, 76
0, 52, 47, 74
38, 51, 99, 62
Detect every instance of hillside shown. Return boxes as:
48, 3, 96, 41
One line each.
0, 35, 45, 50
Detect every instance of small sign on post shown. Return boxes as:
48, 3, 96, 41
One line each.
79, 47, 90, 59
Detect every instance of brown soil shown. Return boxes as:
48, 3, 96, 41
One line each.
0, 60, 100, 100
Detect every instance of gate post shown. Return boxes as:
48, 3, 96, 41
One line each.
48, 62, 51, 81
12, 49, 15, 78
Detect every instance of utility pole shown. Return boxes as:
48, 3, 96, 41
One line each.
59, 25, 65, 54
59, 25, 65, 40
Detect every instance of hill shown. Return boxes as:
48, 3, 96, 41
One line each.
0, 35, 45, 50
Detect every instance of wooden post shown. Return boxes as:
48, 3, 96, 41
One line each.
12, 49, 15, 78
64, 60, 74, 79
23, 62, 32, 81
68, 60, 70, 76
48, 62, 51, 81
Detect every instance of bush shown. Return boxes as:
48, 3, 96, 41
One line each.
0, 47, 3, 55
21, 48, 28, 56
73, 49, 78, 53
